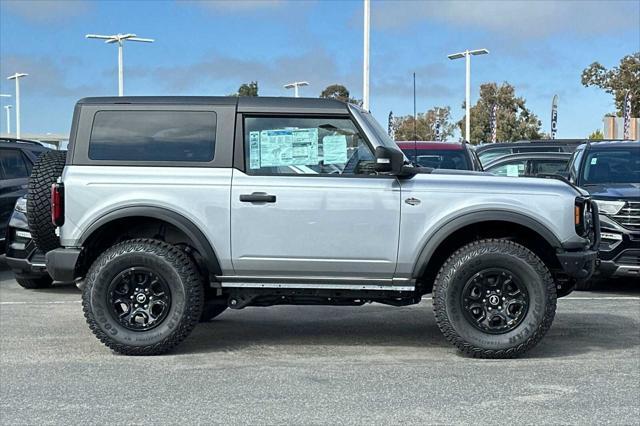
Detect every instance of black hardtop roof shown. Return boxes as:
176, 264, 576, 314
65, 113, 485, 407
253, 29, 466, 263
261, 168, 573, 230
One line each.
77, 96, 350, 114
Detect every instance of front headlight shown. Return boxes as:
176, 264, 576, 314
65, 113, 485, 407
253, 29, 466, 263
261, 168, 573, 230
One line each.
593, 199, 625, 215
15, 196, 27, 214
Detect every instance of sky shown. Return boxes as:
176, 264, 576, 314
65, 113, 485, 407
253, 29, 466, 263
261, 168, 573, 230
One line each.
0, 0, 639, 140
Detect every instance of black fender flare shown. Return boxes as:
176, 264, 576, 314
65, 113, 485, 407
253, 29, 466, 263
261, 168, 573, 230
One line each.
412, 210, 562, 278
79, 206, 222, 275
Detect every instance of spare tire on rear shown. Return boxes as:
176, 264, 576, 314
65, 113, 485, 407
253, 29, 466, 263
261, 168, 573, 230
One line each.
27, 150, 67, 253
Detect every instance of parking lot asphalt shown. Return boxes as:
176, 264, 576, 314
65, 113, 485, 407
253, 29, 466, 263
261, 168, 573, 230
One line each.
0, 264, 638, 425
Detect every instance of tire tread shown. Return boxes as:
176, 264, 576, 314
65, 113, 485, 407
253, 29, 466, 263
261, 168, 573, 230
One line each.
432, 238, 557, 359
82, 238, 204, 356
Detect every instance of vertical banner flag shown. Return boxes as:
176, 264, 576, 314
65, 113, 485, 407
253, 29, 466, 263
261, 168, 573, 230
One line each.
388, 111, 394, 139
551, 95, 558, 140
435, 110, 441, 141
623, 90, 631, 140
490, 104, 497, 143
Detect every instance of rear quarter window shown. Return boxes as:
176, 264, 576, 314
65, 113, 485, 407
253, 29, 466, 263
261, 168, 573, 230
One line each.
88, 111, 216, 162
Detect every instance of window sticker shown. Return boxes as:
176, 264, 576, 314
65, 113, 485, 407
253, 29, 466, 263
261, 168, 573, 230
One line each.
590, 157, 598, 165
249, 131, 261, 169
255, 128, 319, 168
506, 164, 520, 177
322, 135, 348, 164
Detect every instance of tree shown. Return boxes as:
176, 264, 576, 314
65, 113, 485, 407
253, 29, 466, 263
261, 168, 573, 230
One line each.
235, 81, 259, 97
320, 84, 362, 106
581, 52, 639, 117
392, 106, 455, 141
588, 129, 604, 140
460, 82, 543, 143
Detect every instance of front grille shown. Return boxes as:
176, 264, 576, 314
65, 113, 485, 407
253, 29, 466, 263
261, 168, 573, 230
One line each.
615, 250, 640, 266
611, 201, 640, 230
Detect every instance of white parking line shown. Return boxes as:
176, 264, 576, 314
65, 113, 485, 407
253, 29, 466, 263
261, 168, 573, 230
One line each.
421, 296, 639, 301
0, 301, 81, 305
561, 296, 640, 300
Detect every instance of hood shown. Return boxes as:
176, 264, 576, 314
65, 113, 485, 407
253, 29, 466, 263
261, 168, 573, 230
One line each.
583, 182, 640, 200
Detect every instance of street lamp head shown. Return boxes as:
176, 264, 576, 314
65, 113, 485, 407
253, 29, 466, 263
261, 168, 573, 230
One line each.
448, 49, 489, 60
7, 73, 28, 80
87, 33, 154, 44
469, 48, 490, 56
0, 94, 11, 98
284, 81, 309, 89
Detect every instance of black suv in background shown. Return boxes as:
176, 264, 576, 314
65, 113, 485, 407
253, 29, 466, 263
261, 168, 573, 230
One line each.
0, 138, 51, 253
565, 141, 640, 287
3, 195, 53, 288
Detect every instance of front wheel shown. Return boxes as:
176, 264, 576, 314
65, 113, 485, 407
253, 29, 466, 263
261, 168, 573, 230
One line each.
433, 239, 556, 358
82, 239, 204, 355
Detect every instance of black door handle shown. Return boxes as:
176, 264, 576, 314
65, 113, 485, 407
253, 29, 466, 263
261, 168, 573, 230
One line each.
240, 192, 276, 203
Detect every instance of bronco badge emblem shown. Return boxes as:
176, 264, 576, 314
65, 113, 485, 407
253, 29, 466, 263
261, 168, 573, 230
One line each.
404, 197, 421, 206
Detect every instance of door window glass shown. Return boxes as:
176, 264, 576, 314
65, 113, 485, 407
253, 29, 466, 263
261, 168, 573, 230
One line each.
0, 149, 30, 179
533, 160, 570, 175
244, 116, 375, 175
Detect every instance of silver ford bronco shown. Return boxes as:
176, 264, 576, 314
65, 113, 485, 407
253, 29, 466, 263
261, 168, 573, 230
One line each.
31, 96, 599, 357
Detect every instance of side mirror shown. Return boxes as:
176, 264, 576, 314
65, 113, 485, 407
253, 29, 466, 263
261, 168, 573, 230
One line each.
374, 146, 404, 175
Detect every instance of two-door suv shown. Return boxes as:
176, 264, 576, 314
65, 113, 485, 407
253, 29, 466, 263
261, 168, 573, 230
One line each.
32, 97, 599, 358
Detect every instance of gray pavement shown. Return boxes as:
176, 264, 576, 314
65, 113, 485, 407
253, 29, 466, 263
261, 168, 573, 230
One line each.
1, 264, 639, 425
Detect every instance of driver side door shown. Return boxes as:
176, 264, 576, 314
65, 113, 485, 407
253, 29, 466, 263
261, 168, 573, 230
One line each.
230, 115, 401, 279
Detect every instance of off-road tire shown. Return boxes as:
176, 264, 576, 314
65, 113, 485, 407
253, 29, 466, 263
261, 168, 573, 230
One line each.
27, 150, 67, 253
200, 303, 227, 322
82, 239, 204, 355
433, 239, 557, 359
16, 276, 53, 289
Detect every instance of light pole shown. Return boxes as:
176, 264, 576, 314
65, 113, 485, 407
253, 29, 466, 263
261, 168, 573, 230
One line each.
0, 94, 10, 134
4, 105, 12, 134
363, 0, 370, 111
7, 73, 28, 139
448, 48, 489, 143
85, 33, 154, 96
284, 81, 309, 98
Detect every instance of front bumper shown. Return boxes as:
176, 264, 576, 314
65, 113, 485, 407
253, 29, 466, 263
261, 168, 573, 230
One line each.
594, 214, 640, 280
557, 249, 598, 280
4, 219, 50, 280
556, 198, 600, 281
45, 247, 82, 282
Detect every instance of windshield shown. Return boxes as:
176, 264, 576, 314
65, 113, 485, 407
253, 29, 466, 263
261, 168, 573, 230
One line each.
402, 149, 470, 170
581, 148, 640, 185
478, 148, 512, 164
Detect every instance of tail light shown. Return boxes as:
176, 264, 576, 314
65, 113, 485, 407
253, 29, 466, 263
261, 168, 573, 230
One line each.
51, 182, 65, 227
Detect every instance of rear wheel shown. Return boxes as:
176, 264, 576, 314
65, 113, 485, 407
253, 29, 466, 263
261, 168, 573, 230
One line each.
27, 150, 67, 253
16, 276, 53, 289
433, 239, 556, 358
82, 239, 204, 355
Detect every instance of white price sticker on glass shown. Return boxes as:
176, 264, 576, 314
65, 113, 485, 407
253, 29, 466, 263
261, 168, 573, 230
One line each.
322, 135, 348, 164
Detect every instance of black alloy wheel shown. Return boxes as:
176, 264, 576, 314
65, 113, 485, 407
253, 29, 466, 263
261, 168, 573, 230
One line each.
462, 268, 529, 334
108, 267, 172, 331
